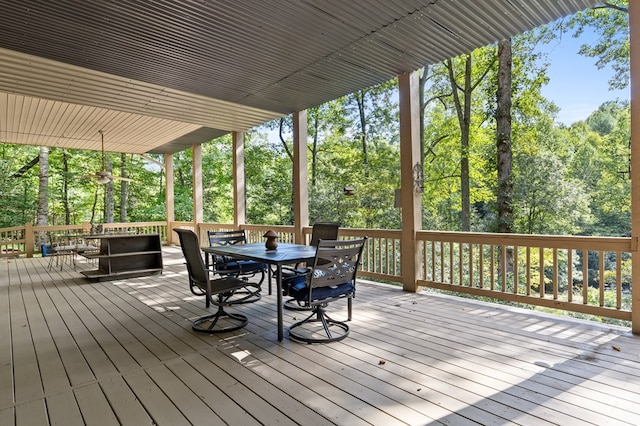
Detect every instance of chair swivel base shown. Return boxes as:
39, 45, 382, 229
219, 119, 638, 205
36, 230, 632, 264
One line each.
226, 286, 262, 304
192, 309, 248, 334
288, 311, 349, 343
190, 282, 261, 304
283, 297, 312, 311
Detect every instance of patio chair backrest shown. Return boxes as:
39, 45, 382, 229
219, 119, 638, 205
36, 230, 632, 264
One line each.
308, 238, 366, 291
208, 229, 248, 247
174, 228, 208, 287
309, 222, 340, 247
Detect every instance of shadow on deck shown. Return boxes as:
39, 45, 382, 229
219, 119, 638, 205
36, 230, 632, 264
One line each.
1, 247, 639, 425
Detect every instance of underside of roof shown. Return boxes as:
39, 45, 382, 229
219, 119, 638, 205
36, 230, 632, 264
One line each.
0, 0, 598, 154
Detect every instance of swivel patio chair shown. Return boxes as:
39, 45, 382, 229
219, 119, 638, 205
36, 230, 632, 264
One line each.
282, 222, 340, 310
174, 228, 249, 334
205, 229, 266, 304
287, 237, 366, 343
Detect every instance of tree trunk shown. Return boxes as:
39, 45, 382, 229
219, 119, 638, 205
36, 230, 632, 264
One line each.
278, 116, 295, 223
36, 147, 49, 225
419, 66, 429, 166
311, 108, 319, 187
104, 157, 114, 223
120, 153, 128, 222
496, 38, 514, 234
62, 150, 70, 225
90, 186, 99, 225
447, 56, 472, 231
279, 117, 294, 162
36, 147, 49, 245
354, 90, 369, 176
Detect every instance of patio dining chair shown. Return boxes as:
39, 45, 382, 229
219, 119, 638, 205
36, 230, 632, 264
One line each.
174, 228, 249, 333
282, 222, 340, 310
205, 229, 266, 304
287, 237, 366, 343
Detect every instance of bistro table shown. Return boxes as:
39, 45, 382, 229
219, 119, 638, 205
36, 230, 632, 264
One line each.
202, 242, 317, 341
47, 235, 99, 270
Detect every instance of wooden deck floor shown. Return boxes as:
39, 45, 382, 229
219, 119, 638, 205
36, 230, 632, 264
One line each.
1, 247, 640, 425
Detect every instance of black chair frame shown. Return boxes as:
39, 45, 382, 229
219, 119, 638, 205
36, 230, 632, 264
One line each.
287, 237, 366, 344
175, 228, 249, 334
202, 229, 266, 304
283, 222, 340, 311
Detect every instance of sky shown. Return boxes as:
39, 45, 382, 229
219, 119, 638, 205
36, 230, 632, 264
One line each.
536, 27, 629, 125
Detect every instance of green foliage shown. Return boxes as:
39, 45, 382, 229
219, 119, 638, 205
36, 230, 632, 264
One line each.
0, 144, 39, 226
246, 132, 294, 225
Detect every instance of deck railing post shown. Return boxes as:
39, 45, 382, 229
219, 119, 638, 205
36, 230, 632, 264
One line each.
25, 222, 34, 258
81, 221, 91, 234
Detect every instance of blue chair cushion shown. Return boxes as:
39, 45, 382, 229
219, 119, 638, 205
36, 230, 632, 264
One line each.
218, 259, 266, 274
41, 244, 53, 257
286, 273, 354, 302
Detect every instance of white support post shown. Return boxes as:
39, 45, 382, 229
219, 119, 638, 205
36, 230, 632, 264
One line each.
165, 153, 175, 245
233, 131, 246, 228
293, 111, 309, 244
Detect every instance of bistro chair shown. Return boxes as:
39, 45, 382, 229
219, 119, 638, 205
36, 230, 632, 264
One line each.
205, 229, 266, 304
282, 222, 340, 310
287, 237, 366, 344
174, 228, 249, 334
46, 234, 77, 270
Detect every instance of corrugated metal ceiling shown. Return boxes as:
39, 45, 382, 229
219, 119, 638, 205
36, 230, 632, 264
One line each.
0, 0, 598, 154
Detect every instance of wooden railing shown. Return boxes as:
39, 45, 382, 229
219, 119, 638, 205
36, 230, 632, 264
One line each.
1, 221, 168, 257
184, 225, 633, 321
417, 231, 633, 321
172, 222, 298, 246
338, 227, 402, 282
0, 225, 27, 258
2, 221, 633, 321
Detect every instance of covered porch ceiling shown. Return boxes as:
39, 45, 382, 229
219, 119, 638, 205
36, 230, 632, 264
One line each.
0, 0, 597, 155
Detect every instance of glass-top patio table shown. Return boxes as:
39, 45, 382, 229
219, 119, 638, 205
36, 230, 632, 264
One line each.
202, 242, 317, 341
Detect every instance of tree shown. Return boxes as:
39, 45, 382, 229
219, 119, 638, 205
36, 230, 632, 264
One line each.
514, 151, 592, 234
496, 38, 514, 234
442, 49, 496, 231
61, 150, 71, 224
104, 157, 114, 223
120, 153, 128, 221
36, 147, 49, 229
352, 90, 369, 175
567, 102, 631, 236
